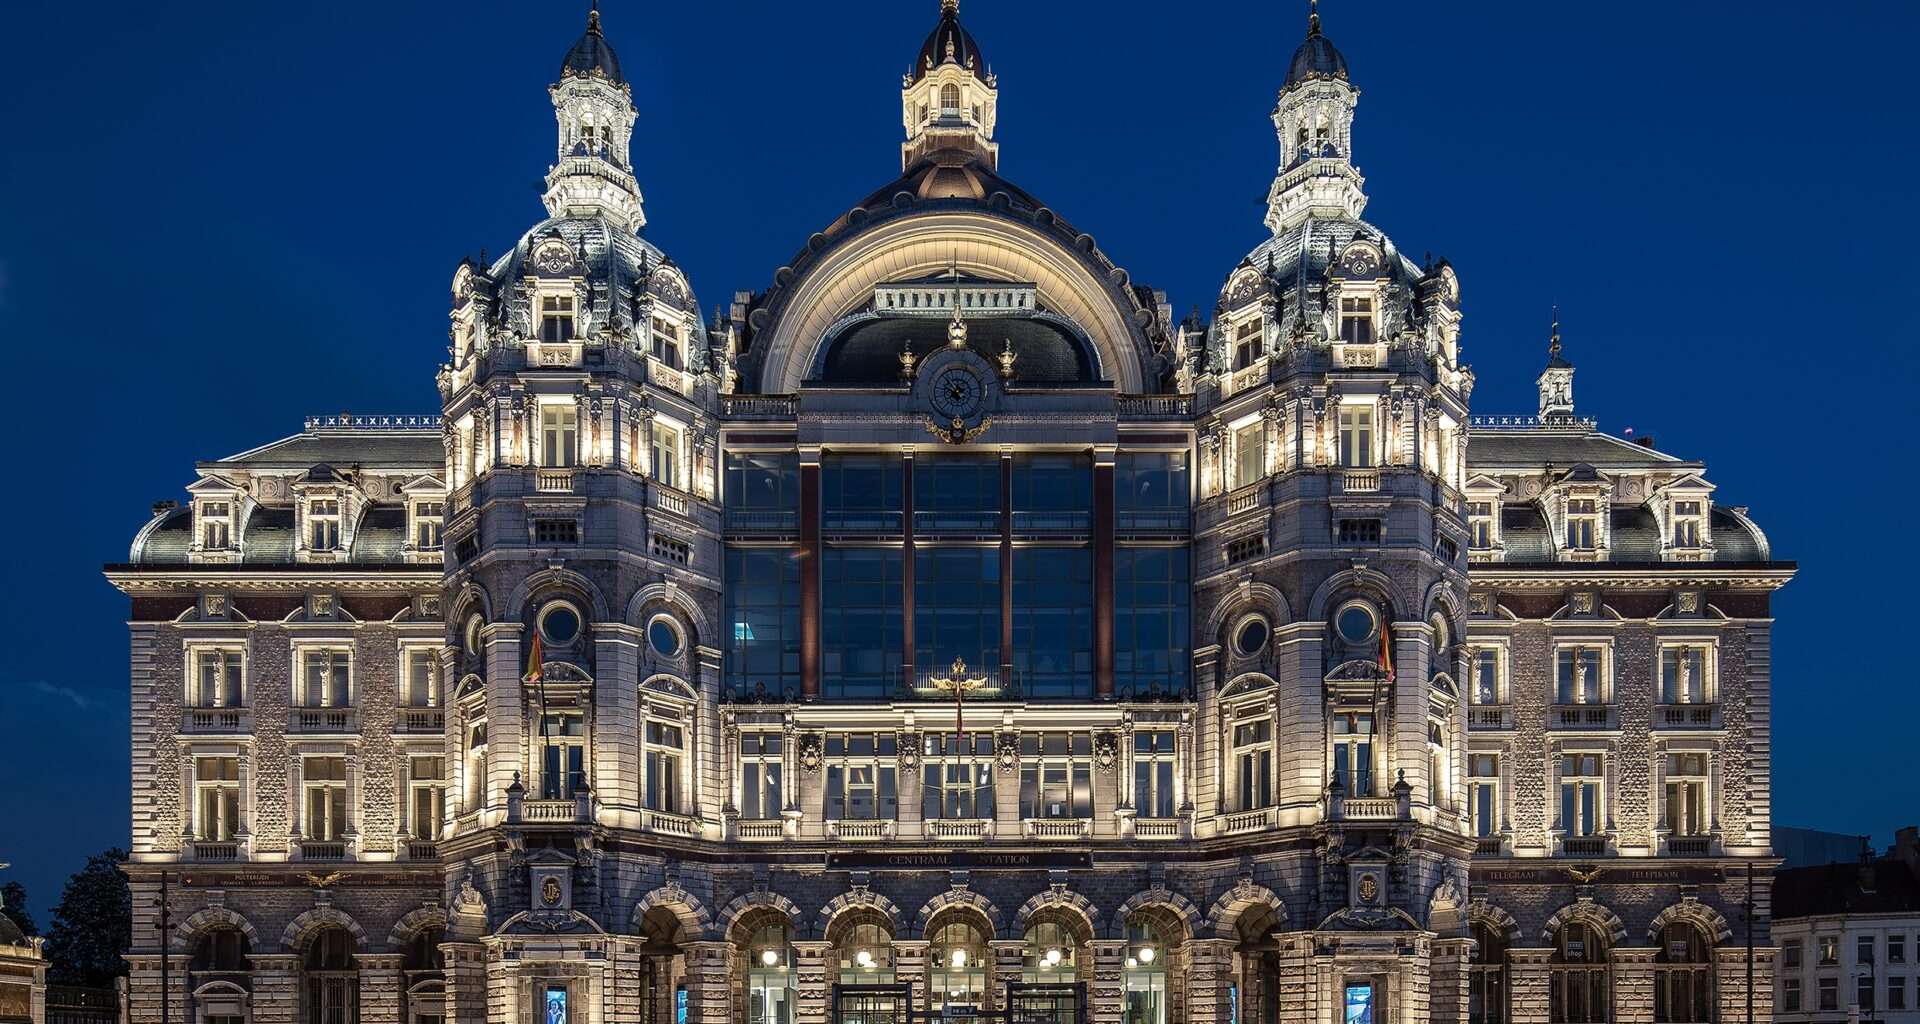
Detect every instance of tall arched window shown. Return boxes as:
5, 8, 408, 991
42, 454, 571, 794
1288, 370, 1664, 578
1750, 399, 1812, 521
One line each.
1021, 918, 1082, 983
1123, 916, 1172, 1024
940, 84, 961, 116
831, 913, 895, 985
742, 918, 794, 1024
1550, 921, 1611, 1024
1653, 922, 1714, 1024
927, 915, 990, 1010
403, 928, 446, 1024
191, 926, 253, 1024
301, 927, 358, 1024
1469, 922, 1507, 1024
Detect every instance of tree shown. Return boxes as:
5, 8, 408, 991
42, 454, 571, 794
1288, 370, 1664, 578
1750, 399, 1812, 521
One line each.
43, 849, 130, 988
0, 881, 35, 937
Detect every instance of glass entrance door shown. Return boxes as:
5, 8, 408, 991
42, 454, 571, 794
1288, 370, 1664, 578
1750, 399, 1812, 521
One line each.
833, 984, 909, 1024
1006, 982, 1084, 1024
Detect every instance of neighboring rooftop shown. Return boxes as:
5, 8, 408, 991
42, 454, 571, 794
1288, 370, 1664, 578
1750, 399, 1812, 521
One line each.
1775, 827, 1920, 920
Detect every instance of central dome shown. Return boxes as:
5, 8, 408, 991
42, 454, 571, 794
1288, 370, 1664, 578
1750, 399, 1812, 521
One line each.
913, 0, 987, 82
1284, 7, 1348, 87
561, 4, 624, 85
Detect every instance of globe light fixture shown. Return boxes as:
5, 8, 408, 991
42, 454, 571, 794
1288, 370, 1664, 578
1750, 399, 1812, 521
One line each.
951, 949, 968, 969
761, 949, 780, 967
1139, 946, 1156, 964
856, 949, 873, 968
1043, 948, 1062, 967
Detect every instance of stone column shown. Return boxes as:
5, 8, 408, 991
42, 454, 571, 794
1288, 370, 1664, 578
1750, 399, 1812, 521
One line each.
1612, 947, 1657, 1024
1274, 936, 1318, 1024
443, 943, 486, 1024
682, 942, 733, 1024
1088, 940, 1126, 1024
1716, 947, 1769, 1024
1429, 937, 1473, 1024
791, 940, 832, 1024
249, 954, 301, 1024
358, 953, 406, 1024
1185, 939, 1236, 1024
989, 940, 1024, 1012
891, 941, 930, 1015
1505, 949, 1553, 1024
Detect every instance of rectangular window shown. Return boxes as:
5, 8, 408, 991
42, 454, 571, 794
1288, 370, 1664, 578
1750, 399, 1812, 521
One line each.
1468, 754, 1499, 838
1860, 936, 1876, 966
1011, 547, 1094, 699
1818, 977, 1837, 1011
1232, 717, 1273, 811
1664, 753, 1708, 837
194, 756, 241, 841
738, 732, 784, 820
821, 547, 904, 700
824, 733, 898, 821
1232, 421, 1264, 489
538, 713, 586, 800
1340, 296, 1374, 344
1671, 500, 1704, 547
1133, 731, 1177, 819
1113, 546, 1190, 697
1558, 753, 1604, 837
1890, 978, 1907, 1011
1331, 712, 1375, 796
308, 499, 341, 551
192, 649, 245, 708
1232, 317, 1264, 371
299, 649, 351, 708
724, 547, 802, 697
644, 720, 685, 813
1891, 935, 1906, 963
1011, 453, 1091, 523
1781, 978, 1800, 1013
1339, 406, 1374, 468
1660, 645, 1710, 704
1466, 501, 1494, 549
1225, 534, 1266, 565
913, 455, 999, 532
200, 502, 231, 550
650, 316, 682, 369
652, 423, 681, 489
1556, 647, 1605, 705
409, 756, 445, 840
1471, 649, 1502, 705
540, 295, 575, 342
1115, 451, 1189, 526
414, 501, 445, 551
822, 454, 904, 532
1858, 976, 1875, 1013
723, 452, 799, 513
914, 547, 1001, 683
541, 406, 579, 468
1820, 936, 1839, 966
1338, 519, 1381, 544
1781, 941, 1801, 969
533, 519, 579, 544
1019, 732, 1093, 819
1565, 498, 1599, 551
403, 649, 439, 708
921, 733, 995, 820
302, 756, 348, 841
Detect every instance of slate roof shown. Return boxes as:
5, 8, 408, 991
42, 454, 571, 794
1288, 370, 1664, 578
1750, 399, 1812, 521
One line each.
1493, 496, 1769, 564
1467, 429, 1692, 470
212, 428, 442, 471
1774, 857, 1920, 920
1285, 9, 1349, 88
560, 6, 624, 85
913, 2, 987, 83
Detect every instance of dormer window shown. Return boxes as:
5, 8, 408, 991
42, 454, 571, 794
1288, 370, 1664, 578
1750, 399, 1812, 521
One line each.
200, 502, 232, 550
1339, 297, 1374, 344
540, 296, 576, 342
1466, 501, 1494, 549
1232, 317, 1263, 370
308, 499, 341, 551
1565, 498, 1599, 551
414, 501, 444, 550
1671, 500, 1704, 548
650, 316, 682, 370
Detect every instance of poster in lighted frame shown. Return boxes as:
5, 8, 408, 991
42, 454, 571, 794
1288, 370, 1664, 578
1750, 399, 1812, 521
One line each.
1344, 983, 1374, 1024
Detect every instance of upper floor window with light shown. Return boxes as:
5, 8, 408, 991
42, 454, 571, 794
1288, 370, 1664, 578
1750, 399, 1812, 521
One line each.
1339, 297, 1374, 344
940, 83, 961, 116
1470, 648, 1504, 706
540, 295, 575, 342
1556, 646, 1606, 705
1232, 318, 1263, 371
1232, 716, 1273, 811
1232, 422, 1264, 489
1339, 407, 1374, 468
414, 501, 444, 551
200, 502, 232, 550
1660, 645, 1711, 704
541, 406, 578, 467
1019, 733, 1092, 820
1331, 711, 1376, 796
1565, 499, 1599, 551
308, 499, 341, 551
1558, 752, 1604, 837
1468, 753, 1500, 838
738, 732, 783, 821
1671, 500, 1705, 548
191, 649, 245, 708
650, 316, 682, 370
195, 756, 241, 842
1133, 731, 1177, 819
653, 422, 683, 489
403, 649, 439, 708
298, 649, 351, 708
825, 733, 898, 821
1467, 502, 1495, 549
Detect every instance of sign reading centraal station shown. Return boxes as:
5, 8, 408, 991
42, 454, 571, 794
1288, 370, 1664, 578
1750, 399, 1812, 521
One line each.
826, 850, 1095, 871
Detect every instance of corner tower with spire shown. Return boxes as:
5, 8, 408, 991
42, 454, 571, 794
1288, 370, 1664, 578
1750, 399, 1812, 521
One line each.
1538, 309, 1577, 420
544, 2, 646, 229
1266, 0, 1367, 233
901, 0, 1000, 172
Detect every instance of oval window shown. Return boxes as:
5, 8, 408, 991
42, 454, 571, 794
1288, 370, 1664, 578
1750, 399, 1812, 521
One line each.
540, 604, 581, 646
1236, 618, 1269, 656
1336, 603, 1377, 645
648, 618, 681, 658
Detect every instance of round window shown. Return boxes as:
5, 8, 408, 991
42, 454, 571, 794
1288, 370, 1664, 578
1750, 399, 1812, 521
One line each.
1335, 602, 1377, 646
1235, 617, 1269, 656
539, 604, 581, 646
648, 618, 681, 658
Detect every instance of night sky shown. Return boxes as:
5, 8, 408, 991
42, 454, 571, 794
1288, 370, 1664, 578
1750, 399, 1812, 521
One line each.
1, 0, 1912, 906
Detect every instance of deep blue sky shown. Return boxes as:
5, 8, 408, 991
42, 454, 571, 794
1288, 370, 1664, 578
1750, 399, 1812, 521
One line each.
1, 0, 1913, 905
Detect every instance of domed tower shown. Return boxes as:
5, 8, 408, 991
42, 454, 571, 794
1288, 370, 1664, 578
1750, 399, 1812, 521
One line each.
433, 0, 723, 963
1191, 4, 1477, 1017
901, 0, 1000, 172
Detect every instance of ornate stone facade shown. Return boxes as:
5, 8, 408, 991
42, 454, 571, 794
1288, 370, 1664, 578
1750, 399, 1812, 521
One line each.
107, 5, 1790, 1024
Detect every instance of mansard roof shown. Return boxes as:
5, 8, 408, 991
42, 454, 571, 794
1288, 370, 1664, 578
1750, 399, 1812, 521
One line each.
209, 422, 442, 471
1466, 426, 1694, 470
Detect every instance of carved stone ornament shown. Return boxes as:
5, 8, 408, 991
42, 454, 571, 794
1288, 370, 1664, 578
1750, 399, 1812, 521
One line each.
996, 732, 1021, 775
1093, 732, 1119, 774
532, 243, 579, 276
456, 872, 487, 912
896, 733, 920, 770
1468, 592, 1492, 614
1676, 591, 1701, 614
1429, 875, 1463, 913
798, 733, 824, 775
1570, 592, 1596, 615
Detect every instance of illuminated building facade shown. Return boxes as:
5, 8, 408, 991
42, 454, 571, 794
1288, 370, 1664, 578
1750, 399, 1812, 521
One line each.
108, 5, 1792, 1024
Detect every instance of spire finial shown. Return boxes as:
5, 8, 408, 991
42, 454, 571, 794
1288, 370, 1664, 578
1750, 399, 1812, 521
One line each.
942, 0, 959, 14
1308, 0, 1321, 36
1549, 305, 1562, 360
588, 0, 601, 34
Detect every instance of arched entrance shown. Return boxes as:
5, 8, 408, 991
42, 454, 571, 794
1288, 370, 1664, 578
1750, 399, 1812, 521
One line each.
830, 909, 901, 1024
635, 906, 690, 1024
1653, 922, 1714, 1024
924, 910, 991, 1012
733, 910, 796, 1024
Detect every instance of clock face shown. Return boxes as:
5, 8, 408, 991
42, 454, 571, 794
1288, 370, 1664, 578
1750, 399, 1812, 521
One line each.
930, 367, 983, 420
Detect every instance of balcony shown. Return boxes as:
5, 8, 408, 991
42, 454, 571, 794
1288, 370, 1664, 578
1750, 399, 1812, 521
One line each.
288, 708, 358, 734
1560, 835, 1610, 858
651, 485, 691, 518
405, 841, 440, 861
1656, 705, 1720, 729
1114, 394, 1193, 420
1550, 704, 1617, 730
725, 510, 799, 535
1133, 819, 1181, 840
189, 841, 241, 863
522, 799, 582, 824
1340, 469, 1381, 494
828, 819, 894, 842
395, 708, 445, 734
1223, 808, 1272, 835
927, 818, 992, 841
822, 510, 903, 535
1023, 819, 1090, 841
298, 841, 349, 861
1225, 485, 1264, 517
735, 820, 786, 841
1011, 511, 1090, 535
1115, 510, 1190, 535
1474, 837, 1505, 856
1665, 835, 1715, 857
1469, 707, 1511, 730
645, 808, 700, 837
182, 709, 251, 734
535, 468, 577, 494
1342, 798, 1400, 821
721, 394, 798, 420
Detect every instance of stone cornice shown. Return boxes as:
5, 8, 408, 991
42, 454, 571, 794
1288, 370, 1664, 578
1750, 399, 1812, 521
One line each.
1468, 562, 1795, 590
103, 565, 439, 595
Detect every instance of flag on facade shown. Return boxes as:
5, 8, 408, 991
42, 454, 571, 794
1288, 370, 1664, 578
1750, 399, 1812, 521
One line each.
527, 631, 544, 683
1379, 621, 1394, 682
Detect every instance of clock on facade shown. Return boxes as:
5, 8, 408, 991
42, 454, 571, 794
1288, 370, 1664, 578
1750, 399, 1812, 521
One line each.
929, 366, 984, 421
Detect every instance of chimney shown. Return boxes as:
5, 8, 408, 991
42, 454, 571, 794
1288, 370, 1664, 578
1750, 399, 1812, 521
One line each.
1634, 435, 1658, 450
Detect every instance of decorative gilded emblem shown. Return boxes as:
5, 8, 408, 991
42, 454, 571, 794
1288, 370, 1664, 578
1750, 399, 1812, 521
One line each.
1357, 874, 1379, 903
541, 876, 563, 907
